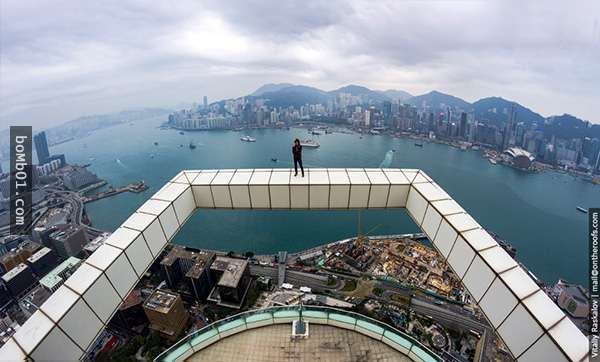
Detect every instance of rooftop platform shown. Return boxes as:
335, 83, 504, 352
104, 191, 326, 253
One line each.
156, 306, 433, 362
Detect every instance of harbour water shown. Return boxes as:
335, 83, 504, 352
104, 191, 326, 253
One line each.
47, 116, 599, 285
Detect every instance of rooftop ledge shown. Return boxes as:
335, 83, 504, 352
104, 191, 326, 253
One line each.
0, 168, 589, 361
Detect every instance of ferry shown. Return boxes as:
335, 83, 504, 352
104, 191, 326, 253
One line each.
153, 142, 158, 146
300, 139, 320, 148
489, 158, 497, 165
271, 158, 278, 162
369, 130, 381, 135
576, 206, 588, 213
414, 142, 423, 147
311, 130, 323, 135
179, 131, 185, 135
189, 141, 197, 149
240, 135, 256, 142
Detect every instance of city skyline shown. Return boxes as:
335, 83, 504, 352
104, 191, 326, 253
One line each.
1, 0, 600, 129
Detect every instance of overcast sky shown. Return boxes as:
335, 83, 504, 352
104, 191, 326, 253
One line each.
1, 0, 599, 129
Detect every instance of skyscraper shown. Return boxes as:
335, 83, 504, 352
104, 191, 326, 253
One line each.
502, 104, 516, 151
33, 132, 50, 164
203, 95, 208, 109
460, 112, 467, 139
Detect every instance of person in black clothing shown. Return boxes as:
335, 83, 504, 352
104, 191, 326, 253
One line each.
292, 139, 304, 177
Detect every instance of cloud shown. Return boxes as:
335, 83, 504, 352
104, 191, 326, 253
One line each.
1, 0, 599, 129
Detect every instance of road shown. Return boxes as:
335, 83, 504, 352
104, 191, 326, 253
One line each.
250, 265, 341, 291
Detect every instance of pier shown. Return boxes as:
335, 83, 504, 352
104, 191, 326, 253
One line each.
81, 181, 148, 203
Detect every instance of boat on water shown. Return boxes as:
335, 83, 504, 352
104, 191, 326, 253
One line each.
370, 130, 381, 135
489, 158, 497, 165
271, 158, 278, 162
311, 130, 323, 135
153, 142, 158, 146
300, 139, 320, 148
577, 206, 588, 213
189, 141, 197, 149
414, 142, 423, 147
179, 131, 185, 135
240, 135, 256, 142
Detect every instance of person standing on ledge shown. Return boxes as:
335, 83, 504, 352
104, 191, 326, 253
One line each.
292, 138, 304, 177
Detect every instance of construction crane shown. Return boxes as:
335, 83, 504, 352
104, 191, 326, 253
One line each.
355, 210, 384, 248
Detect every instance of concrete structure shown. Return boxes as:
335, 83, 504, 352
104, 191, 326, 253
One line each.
556, 282, 589, 319
143, 290, 189, 341
39, 257, 82, 293
1, 263, 36, 298
207, 256, 251, 309
0, 168, 589, 361
0, 241, 41, 274
26, 247, 58, 278
160, 246, 215, 301
49, 224, 87, 258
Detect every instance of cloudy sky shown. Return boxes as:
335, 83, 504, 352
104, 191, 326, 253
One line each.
1, 0, 599, 129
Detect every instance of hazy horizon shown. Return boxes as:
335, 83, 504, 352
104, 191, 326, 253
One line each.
1, 0, 599, 129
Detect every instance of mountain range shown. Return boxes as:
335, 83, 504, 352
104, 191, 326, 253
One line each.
245, 83, 597, 132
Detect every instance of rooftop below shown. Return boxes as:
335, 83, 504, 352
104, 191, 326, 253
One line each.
144, 289, 179, 314
156, 306, 438, 362
187, 323, 410, 362
211, 256, 248, 288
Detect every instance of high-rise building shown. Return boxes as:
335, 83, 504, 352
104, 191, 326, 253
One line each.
502, 104, 516, 151
207, 256, 251, 309
26, 247, 58, 278
160, 246, 216, 301
38, 256, 82, 292
143, 289, 189, 341
203, 95, 208, 109
364, 109, 371, 127
48, 224, 87, 258
33, 132, 50, 165
459, 112, 467, 139
1, 263, 36, 298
